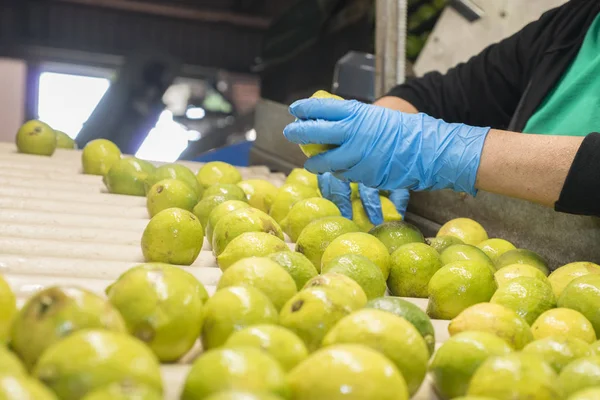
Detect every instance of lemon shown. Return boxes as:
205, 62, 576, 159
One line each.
427, 260, 497, 320
532, 308, 596, 343
295, 216, 360, 271
369, 221, 425, 254
388, 242, 442, 298
287, 344, 409, 400
427, 235, 464, 253
181, 347, 288, 400
568, 388, 600, 400
430, 331, 512, 399
322, 309, 428, 396
559, 356, 600, 397
302, 273, 368, 310
193, 194, 243, 229
440, 244, 494, 269
202, 183, 246, 201
0, 276, 16, 344
558, 274, 600, 336
55, 130, 77, 149
477, 238, 516, 262
217, 257, 297, 310
467, 353, 561, 400
146, 179, 198, 217
322, 254, 386, 300
321, 232, 390, 279
237, 180, 279, 213
81, 382, 161, 400
495, 264, 549, 287
437, 218, 488, 245
491, 276, 556, 325
146, 163, 202, 197
352, 197, 402, 232
201, 286, 278, 350
216, 232, 290, 271
0, 345, 25, 374
549, 262, 600, 299
225, 324, 308, 371
203, 393, 283, 400
495, 249, 549, 275
82, 139, 121, 175
591, 340, 600, 355
103, 158, 150, 196
297, 90, 344, 157
196, 161, 242, 188
285, 169, 318, 189
448, 302, 533, 350
206, 200, 251, 244
281, 197, 340, 242
523, 336, 591, 372
269, 184, 319, 224
268, 252, 318, 290
16, 120, 57, 156
0, 374, 58, 399
141, 208, 204, 265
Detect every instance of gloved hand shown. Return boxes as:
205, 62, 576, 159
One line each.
318, 172, 410, 224
283, 98, 491, 196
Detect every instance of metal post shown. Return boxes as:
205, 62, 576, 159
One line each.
375, 0, 408, 98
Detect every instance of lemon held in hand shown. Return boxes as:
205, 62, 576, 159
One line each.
298, 90, 344, 157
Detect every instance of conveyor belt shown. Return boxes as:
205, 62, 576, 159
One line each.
0, 142, 444, 399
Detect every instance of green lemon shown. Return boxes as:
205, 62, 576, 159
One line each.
55, 130, 77, 149
201, 286, 278, 350
181, 347, 288, 400
495, 249, 549, 275
196, 161, 242, 189
237, 180, 279, 213
352, 197, 403, 232
322, 309, 428, 396
269, 184, 320, 224
16, 119, 57, 156
477, 238, 516, 262
321, 232, 390, 279
212, 208, 283, 256
281, 197, 340, 242
440, 244, 494, 268
437, 218, 488, 245
216, 232, 290, 271
426, 235, 464, 253
388, 242, 442, 298
495, 263, 549, 287
0, 345, 25, 374
448, 302, 533, 350
322, 254, 386, 300
279, 287, 362, 352
33, 330, 162, 400
369, 221, 425, 254
225, 324, 308, 371
82, 139, 121, 175
146, 179, 198, 217
268, 251, 318, 290
430, 331, 513, 399
206, 200, 251, 244
10, 286, 126, 369
532, 308, 596, 343
0, 374, 57, 399
103, 157, 151, 196
146, 163, 202, 197
204, 393, 283, 400
302, 273, 368, 310
467, 353, 561, 400
523, 336, 591, 373
193, 194, 240, 228
81, 382, 162, 400
365, 296, 435, 356
297, 90, 343, 157
491, 276, 556, 325
286, 344, 409, 400
217, 257, 297, 310
559, 356, 600, 397
427, 260, 497, 320
286, 169, 318, 189
106, 263, 205, 362
591, 340, 600, 355
141, 208, 204, 265
558, 274, 600, 335
549, 262, 600, 299
568, 388, 600, 400
202, 183, 246, 201
0, 276, 16, 344
295, 217, 360, 271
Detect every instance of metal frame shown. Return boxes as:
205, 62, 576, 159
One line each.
375, 0, 408, 97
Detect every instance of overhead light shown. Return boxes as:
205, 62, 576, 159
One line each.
186, 107, 206, 120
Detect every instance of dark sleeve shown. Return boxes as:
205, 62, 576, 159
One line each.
555, 133, 600, 217
385, 5, 564, 129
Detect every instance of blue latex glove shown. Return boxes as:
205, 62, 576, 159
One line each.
318, 173, 410, 224
284, 99, 491, 196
